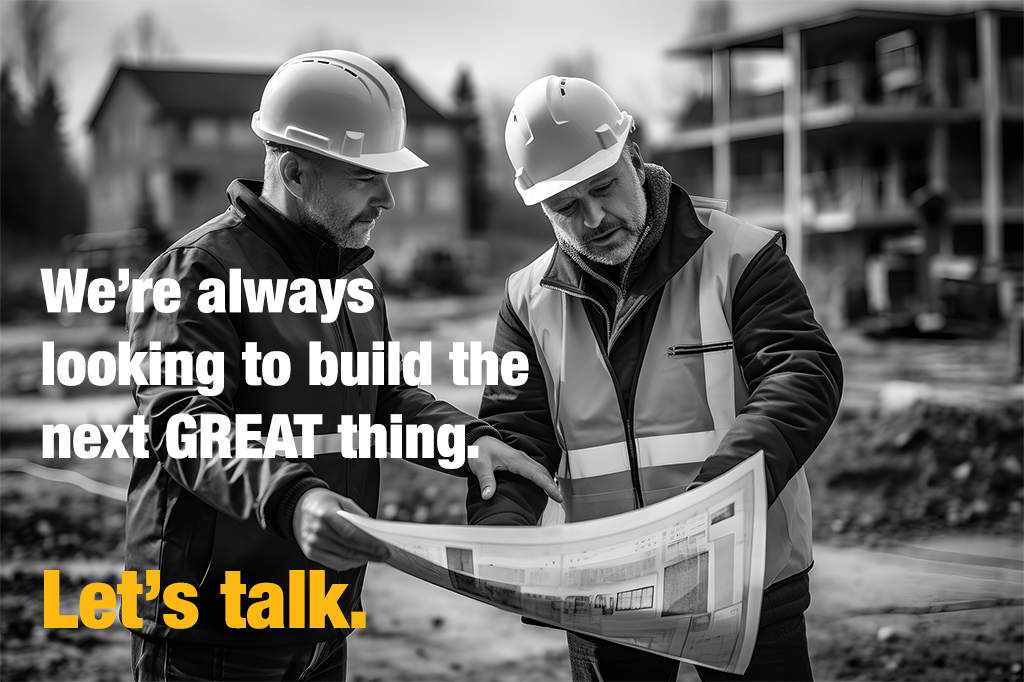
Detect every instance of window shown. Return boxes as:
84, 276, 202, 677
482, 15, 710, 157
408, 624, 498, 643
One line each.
876, 30, 923, 98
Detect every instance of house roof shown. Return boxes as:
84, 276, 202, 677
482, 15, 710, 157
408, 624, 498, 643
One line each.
668, 1, 1022, 55
88, 60, 451, 129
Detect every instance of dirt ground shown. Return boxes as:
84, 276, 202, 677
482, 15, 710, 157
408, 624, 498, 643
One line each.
1, 295, 1022, 681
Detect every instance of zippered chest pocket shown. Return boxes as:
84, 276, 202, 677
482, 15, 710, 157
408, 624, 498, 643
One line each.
667, 341, 734, 357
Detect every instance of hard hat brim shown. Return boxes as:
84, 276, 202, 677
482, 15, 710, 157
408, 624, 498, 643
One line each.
518, 145, 623, 206
337, 147, 429, 174
252, 117, 428, 173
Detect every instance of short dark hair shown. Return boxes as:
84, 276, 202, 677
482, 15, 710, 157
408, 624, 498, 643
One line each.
265, 141, 330, 167
263, 141, 331, 190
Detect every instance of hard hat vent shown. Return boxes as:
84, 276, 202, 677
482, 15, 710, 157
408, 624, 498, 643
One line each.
296, 57, 360, 77
301, 58, 360, 78
504, 75, 633, 205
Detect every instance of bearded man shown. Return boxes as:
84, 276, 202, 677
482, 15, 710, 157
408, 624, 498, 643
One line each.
124, 51, 560, 681
468, 75, 843, 682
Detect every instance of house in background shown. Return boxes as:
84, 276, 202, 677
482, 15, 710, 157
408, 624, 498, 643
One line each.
86, 61, 470, 284
658, 3, 1023, 330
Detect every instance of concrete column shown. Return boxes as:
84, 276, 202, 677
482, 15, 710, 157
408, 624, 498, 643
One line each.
978, 10, 1003, 267
885, 150, 904, 210
927, 23, 949, 108
712, 49, 732, 203
928, 22, 951, 259
929, 125, 951, 255
929, 125, 950, 190
784, 28, 804, 275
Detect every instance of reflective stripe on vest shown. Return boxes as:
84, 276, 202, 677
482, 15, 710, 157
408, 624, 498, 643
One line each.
507, 206, 813, 587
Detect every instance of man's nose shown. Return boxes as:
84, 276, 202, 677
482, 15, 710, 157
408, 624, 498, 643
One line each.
374, 175, 396, 211
581, 197, 605, 229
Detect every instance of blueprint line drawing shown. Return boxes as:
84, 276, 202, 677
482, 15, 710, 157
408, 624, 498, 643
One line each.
342, 451, 768, 674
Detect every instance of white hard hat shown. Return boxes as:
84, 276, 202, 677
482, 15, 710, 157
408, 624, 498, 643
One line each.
252, 50, 427, 173
505, 76, 634, 206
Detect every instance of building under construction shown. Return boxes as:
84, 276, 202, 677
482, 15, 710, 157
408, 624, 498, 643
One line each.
660, 2, 1023, 333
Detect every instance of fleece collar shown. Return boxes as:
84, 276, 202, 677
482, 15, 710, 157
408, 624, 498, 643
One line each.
541, 165, 711, 303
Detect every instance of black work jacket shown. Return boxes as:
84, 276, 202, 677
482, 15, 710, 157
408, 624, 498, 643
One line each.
126, 179, 495, 644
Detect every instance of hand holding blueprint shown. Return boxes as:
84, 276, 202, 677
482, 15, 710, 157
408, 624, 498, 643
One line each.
342, 450, 767, 674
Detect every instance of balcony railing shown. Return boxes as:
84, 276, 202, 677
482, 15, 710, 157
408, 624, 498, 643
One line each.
728, 166, 1012, 222
805, 167, 1008, 216
805, 167, 892, 214
801, 59, 1024, 110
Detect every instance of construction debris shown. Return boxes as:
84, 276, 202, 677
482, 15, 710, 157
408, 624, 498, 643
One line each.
809, 397, 1024, 541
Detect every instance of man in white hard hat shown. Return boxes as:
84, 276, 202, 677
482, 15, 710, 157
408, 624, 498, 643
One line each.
467, 76, 843, 681
124, 51, 562, 681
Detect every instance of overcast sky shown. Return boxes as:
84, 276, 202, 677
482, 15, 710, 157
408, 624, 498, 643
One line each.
0, 0, 1003, 167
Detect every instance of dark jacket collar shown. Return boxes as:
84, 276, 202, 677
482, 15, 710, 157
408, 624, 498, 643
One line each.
226, 179, 374, 279
541, 183, 712, 299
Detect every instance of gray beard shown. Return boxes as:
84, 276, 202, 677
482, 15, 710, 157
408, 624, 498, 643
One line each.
297, 203, 366, 250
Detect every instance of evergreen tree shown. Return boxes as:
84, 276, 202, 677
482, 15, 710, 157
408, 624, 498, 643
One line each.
0, 67, 32, 237
31, 78, 61, 144
2, 0, 86, 248
453, 68, 489, 235
29, 78, 86, 242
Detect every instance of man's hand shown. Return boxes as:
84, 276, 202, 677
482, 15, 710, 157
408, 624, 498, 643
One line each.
469, 435, 563, 503
292, 488, 390, 570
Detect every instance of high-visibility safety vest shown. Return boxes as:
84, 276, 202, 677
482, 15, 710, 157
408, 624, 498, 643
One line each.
506, 202, 813, 588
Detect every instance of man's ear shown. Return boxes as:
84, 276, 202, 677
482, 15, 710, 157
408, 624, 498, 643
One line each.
278, 151, 307, 200
628, 141, 645, 185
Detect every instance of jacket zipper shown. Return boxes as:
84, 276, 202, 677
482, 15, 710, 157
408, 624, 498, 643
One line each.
624, 297, 655, 510
551, 261, 622, 347
623, 417, 643, 509
571, 192, 660, 507
542, 280, 645, 510
542, 282, 614, 348
668, 341, 734, 356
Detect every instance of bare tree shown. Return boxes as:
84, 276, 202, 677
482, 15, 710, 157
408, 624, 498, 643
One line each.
112, 11, 177, 64
690, 0, 733, 38
5, 0, 60, 106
